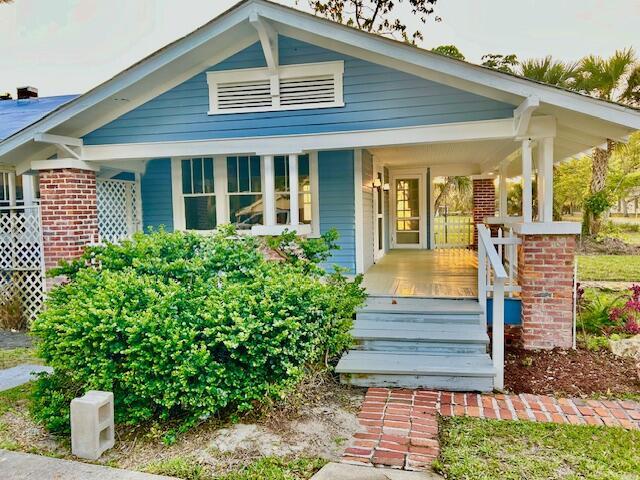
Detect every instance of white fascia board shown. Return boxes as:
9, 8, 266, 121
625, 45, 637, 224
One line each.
82, 117, 556, 162
0, 2, 253, 158
256, 2, 640, 130
511, 221, 581, 235
30, 158, 100, 172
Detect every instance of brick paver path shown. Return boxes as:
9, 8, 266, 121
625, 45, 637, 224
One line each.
342, 388, 640, 472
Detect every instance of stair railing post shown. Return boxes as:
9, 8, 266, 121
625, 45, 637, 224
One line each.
477, 227, 487, 330
492, 277, 505, 391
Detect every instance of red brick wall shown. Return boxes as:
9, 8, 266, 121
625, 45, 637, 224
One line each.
518, 234, 576, 349
39, 168, 99, 271
472, 178, 496, 248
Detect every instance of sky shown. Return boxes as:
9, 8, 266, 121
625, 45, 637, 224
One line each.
1, 0, 639, 97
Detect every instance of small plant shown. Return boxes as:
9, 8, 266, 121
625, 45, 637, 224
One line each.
608, 284, 640, 334
0, 287, 26, 331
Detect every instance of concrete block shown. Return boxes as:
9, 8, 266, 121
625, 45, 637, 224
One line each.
71, 390, 115, 460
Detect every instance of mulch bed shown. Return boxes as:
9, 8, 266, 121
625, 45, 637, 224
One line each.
578, 236, 640, 255
504, 346, 640, 398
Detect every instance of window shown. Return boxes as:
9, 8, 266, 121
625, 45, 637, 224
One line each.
227, 156, 262, 230
274, 155, 312, 225
181, 158, 216, 230
207, 61, 344, 114
0, 171, 23, 207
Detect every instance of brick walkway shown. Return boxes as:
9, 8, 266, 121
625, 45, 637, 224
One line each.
342, 388, 640, 472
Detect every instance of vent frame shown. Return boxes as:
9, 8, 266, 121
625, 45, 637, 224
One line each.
207, 61, 344, 115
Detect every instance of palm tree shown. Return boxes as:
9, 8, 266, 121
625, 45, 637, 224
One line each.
519, 56, 579, 89
620, 64, 640, 107
574, 48, 638, 234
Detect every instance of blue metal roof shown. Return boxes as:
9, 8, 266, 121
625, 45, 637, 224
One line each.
0, 95, 78, 141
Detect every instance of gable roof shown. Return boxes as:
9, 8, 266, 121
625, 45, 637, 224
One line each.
0, 95, 78, 142
1, 0, 639, 167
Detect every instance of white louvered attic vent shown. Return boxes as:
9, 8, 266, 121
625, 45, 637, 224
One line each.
216, 79, 273, 110
207, 61, 344, 114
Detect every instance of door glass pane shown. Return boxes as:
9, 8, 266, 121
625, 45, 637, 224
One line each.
395, 178, 420, 245
376, 173, 383, 214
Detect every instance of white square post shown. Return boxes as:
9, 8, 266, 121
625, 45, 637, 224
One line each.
521, 139, 533, 223
70, 391, 115, 460
263, 155, 276, 226
288, 154, 299, 226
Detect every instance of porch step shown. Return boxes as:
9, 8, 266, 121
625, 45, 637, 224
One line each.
336, 351, 495, 392
352, 320, 488, 354
357, 297, 482, 324
338, 296, 494, 391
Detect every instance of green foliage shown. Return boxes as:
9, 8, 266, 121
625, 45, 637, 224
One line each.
30, 228, 365, 435
578, 255, 640, 282
583, 190, 612, 217
553, 156, 591, 215
144, 457, 206, 480
519, 56, 579, 88
431, 45, 465, 60
266, 228, 340, 269
481, 53, 519, 73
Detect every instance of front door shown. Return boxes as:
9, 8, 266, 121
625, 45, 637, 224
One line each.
392, 175, 422, 248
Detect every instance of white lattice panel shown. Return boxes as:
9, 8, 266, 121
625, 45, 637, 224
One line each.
97, 178, 141, 243
0, 206, 45, 324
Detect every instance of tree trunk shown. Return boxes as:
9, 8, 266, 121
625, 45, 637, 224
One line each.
433, 177, 454, 212
583, 139, 615, 235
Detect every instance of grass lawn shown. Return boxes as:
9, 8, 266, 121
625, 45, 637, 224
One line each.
145, 456, 326, 480
0, 347, 42, 370
577, 255, 640, 282
436, 416, 640, 480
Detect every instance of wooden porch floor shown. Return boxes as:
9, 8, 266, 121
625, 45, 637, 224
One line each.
362, 249, 478, 298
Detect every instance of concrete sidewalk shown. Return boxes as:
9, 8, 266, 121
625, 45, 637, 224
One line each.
0, 450, 176, 480
0, 364, 52, 392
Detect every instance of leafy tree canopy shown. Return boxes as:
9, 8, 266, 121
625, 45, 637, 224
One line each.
431, 44, 465, 60
481, 53, 519, 73
304, 0, 440, 44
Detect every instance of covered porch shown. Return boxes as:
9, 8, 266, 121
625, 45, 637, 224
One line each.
362, 249, 478, 298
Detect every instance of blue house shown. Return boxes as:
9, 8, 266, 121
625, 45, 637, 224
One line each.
1, 0, 639, 390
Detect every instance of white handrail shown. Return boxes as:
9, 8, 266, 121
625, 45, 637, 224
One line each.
477, 224, 509, 391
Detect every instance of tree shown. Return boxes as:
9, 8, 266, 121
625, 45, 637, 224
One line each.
481, 53, 518, 74
433, 176, 471, 213
575, 48, 638, 234
554, 157, 591, 215
607, 132, 640, 212
519, 56, 579, 89
305, 0, 440, 44
620, 64, 640, 107
431, 45, 465, 61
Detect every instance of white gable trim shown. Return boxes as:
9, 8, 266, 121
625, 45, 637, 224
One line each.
1, 0, 639, 162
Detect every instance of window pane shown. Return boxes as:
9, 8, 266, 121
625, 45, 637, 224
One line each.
250, 156, 261, 192
300, 190, 312, 224
229, 194, 263, 229
192, 158, 203, 194
185, 196, 216, 230
274, 155, 288, 192
203, 158, 214, 194
298, 155, 310, 191
227, 157, 238, 193
238, 156, 250, 192
276, 193, 290, 225
181, 159, 192, 194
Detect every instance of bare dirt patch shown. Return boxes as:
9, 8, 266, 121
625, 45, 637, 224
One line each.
504, 346, 640, 398
0, 373, 363, 477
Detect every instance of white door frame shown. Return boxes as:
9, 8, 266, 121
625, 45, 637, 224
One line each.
390, 172, 425, 249
373, 162, 385, 262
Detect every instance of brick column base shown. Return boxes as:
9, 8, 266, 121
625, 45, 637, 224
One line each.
518, 234, 576, 349
39, 168, 99, 271
472, 177, 496, 249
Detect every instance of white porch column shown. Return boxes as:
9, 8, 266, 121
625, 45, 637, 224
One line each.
521, 139, 533, 223
8, 171, 17, 206
263, 155, 276, 226
539, 137, 554, 222
498, 164, 508, 218
22, 174, 36, 206
213, 157, 228, 224
288, 154, 299, 226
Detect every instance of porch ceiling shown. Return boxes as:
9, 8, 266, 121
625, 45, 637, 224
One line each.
369, 138, 518, 173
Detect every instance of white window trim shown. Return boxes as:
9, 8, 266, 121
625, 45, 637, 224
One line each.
171, 153, 320, 236
206, 61, 344, 115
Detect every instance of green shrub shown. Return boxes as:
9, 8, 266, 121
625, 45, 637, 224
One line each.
31, 227, 364, 435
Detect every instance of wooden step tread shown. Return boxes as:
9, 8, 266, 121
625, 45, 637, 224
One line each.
336, 351, 495, 377
352, 320, 489, 343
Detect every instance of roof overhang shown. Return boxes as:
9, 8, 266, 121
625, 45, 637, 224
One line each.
1, 0, 639, 168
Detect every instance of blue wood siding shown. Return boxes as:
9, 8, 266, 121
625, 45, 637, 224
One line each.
84, 37, 514, 145
141, 158, 173, 231
487, 298, 522, 326
319, 150, 355, 272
